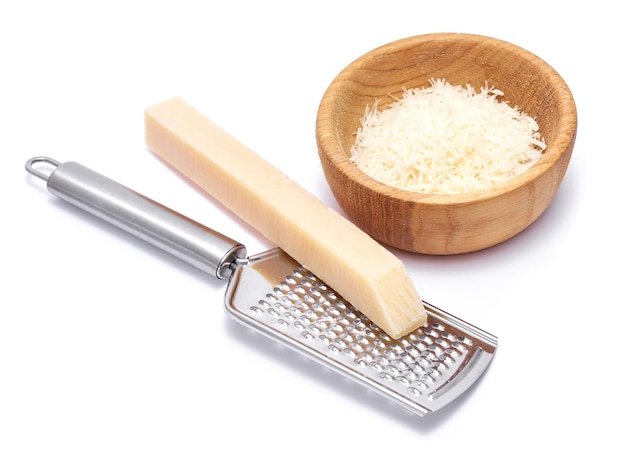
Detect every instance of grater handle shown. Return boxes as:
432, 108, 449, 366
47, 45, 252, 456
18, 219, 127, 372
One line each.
25, 157, 247, 280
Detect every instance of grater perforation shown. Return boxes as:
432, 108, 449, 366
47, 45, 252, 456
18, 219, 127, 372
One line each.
227, 257, 497, 414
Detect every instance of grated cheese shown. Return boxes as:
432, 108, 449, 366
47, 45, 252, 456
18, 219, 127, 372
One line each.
350, 79, 546, 194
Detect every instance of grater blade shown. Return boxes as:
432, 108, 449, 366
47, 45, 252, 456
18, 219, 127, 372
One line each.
225, 248, 497, 416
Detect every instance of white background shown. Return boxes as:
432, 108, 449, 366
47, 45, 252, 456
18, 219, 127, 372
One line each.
1, 1, 623, 455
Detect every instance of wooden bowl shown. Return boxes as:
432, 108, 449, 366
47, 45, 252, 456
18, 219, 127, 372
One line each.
315, 33, 577, 255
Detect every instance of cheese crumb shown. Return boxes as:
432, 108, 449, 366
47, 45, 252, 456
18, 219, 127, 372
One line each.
350, 79, 546, 194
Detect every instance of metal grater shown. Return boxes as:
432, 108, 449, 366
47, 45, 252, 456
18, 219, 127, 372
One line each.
227, 249, 496, 416
25, 157, 497, 417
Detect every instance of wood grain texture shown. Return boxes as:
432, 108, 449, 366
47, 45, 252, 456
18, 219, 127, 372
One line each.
316, 33, 577, 255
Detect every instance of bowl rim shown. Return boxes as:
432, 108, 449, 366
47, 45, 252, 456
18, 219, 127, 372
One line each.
316, 32, 578, 207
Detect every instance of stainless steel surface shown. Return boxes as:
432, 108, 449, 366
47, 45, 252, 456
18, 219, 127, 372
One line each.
25, 157, 497, 416
25, 157, 246, 279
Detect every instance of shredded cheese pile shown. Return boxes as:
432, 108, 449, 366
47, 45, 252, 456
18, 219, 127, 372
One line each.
350, 79, 546, 194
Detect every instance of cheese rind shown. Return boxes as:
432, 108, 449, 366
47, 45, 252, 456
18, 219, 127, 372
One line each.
144, 97, 427, 339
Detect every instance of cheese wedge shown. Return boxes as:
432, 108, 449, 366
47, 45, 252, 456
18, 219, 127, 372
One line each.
144, 97, 427, 339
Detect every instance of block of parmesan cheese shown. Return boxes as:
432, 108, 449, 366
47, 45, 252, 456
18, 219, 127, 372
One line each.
144, 97, 427, 339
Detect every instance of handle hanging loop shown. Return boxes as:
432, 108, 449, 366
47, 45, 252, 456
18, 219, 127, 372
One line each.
25, 156, 61, 181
